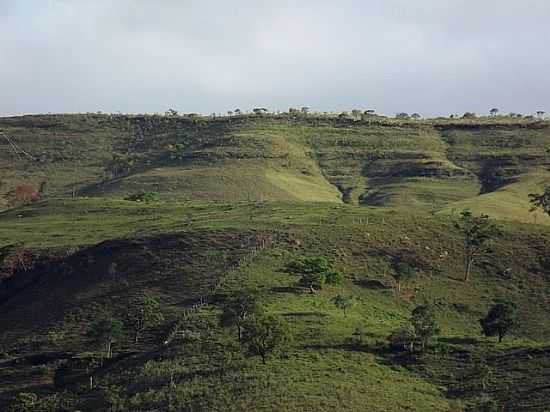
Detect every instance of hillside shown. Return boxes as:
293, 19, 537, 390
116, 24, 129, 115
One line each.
1, 114, 550, 411
2, 114, 550, 222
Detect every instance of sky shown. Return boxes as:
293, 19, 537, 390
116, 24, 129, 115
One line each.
1, 0, 549, 117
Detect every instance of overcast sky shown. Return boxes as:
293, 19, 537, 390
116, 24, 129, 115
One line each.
1, 0, 549, 117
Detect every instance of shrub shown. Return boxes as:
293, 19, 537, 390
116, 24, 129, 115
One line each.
480, 301, 519, 343
124, 192, 160, 202
286, 256, 331, 275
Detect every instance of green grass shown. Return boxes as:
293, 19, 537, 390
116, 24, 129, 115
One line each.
2, 114, 550, 411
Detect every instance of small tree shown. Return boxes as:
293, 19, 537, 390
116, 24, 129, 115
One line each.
299, 272, 326, 293
391, 260, 415, 293
410, 305, 439, 350
388, 325, 416, 352
8, 393, 38, 412
89, 318, 123, 359
286, 256, 331, 275
126, 293, 164, 343
219, 289, 261, 342
325, 270, 343, 286
242, 315, 291, 364
480, 301, 519, 343
456, 210, 499, 282
529, 186, 550, 216
332, 294, 353, 317
489, 108, 499, 117
351, 109, 362, 119
388, 305, 439, 352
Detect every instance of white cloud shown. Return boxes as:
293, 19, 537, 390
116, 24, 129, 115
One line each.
1, 0, 549, 116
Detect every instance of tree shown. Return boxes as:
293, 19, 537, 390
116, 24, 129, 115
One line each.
388, 305, 439, 352
462, 112, 476, 119
325, 270, 343, 286
89, 318, 124, 359
529, 186, 550, 216
388, 325, 416, 352
300, 107, 310, 114
234, 108, 241, 115
299, 272, 326, 293
106, 154, 133, 178
252, 108, 267, 116
391, 260, 415, 293
242, 314, 291, 364
489, 108, 499, 117
536, 110, 545, 118
411, 113, 422, 120
332, 295, 353, 317
395, 112, 410, 119
286, 256, 331, 275
410, 305, 439, 350
456, 210, 499, 282
8, 393, 38, 412
126, 294, 164, 343
480, 301, 519, 343
219, 289, 261, 342
351, 109, 362, 119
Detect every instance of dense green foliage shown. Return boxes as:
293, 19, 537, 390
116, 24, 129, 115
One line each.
480, 301, 520, 343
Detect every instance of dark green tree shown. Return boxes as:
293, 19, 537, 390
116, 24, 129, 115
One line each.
456, 210, 499, 282
410, 304, 439, 350
480, 301, 519, 343
529, 186, 550, 216
325, 270, 344, 286
332, 294, 353, 317
126, 293, 164, 343
89, 318, 124, 359
388, 305, 439, 352
391, 260, 415, 293
299, 272, 326, 293
219, 289, 262, 342
242, 315, 291, 364
286, 256, 331, 275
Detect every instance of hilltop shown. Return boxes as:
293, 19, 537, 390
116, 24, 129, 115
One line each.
2, 113, 550, 222
1, 113, 550, 411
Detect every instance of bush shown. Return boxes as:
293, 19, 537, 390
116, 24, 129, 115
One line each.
468, 396, 499, 412
124, 192, 160, 202
286, 256, 331, 275
325, 271, 343, 285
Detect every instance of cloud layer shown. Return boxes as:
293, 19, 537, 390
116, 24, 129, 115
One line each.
1, 0, 549, 116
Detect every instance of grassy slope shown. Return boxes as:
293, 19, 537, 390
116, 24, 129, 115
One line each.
2, 199, 550, 410
3, 114, 550, 221
2, 115, 550, 411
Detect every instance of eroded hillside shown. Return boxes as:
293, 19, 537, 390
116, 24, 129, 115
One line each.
2, 114, 550, 223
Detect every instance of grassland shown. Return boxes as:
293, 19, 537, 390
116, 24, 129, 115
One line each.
1, 114, 550, 411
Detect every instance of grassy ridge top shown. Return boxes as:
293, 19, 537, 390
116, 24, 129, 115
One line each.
1, 114, 550, 222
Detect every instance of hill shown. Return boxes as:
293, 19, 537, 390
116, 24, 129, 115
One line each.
1, 113, 550, 411
2, 114, 550, 222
